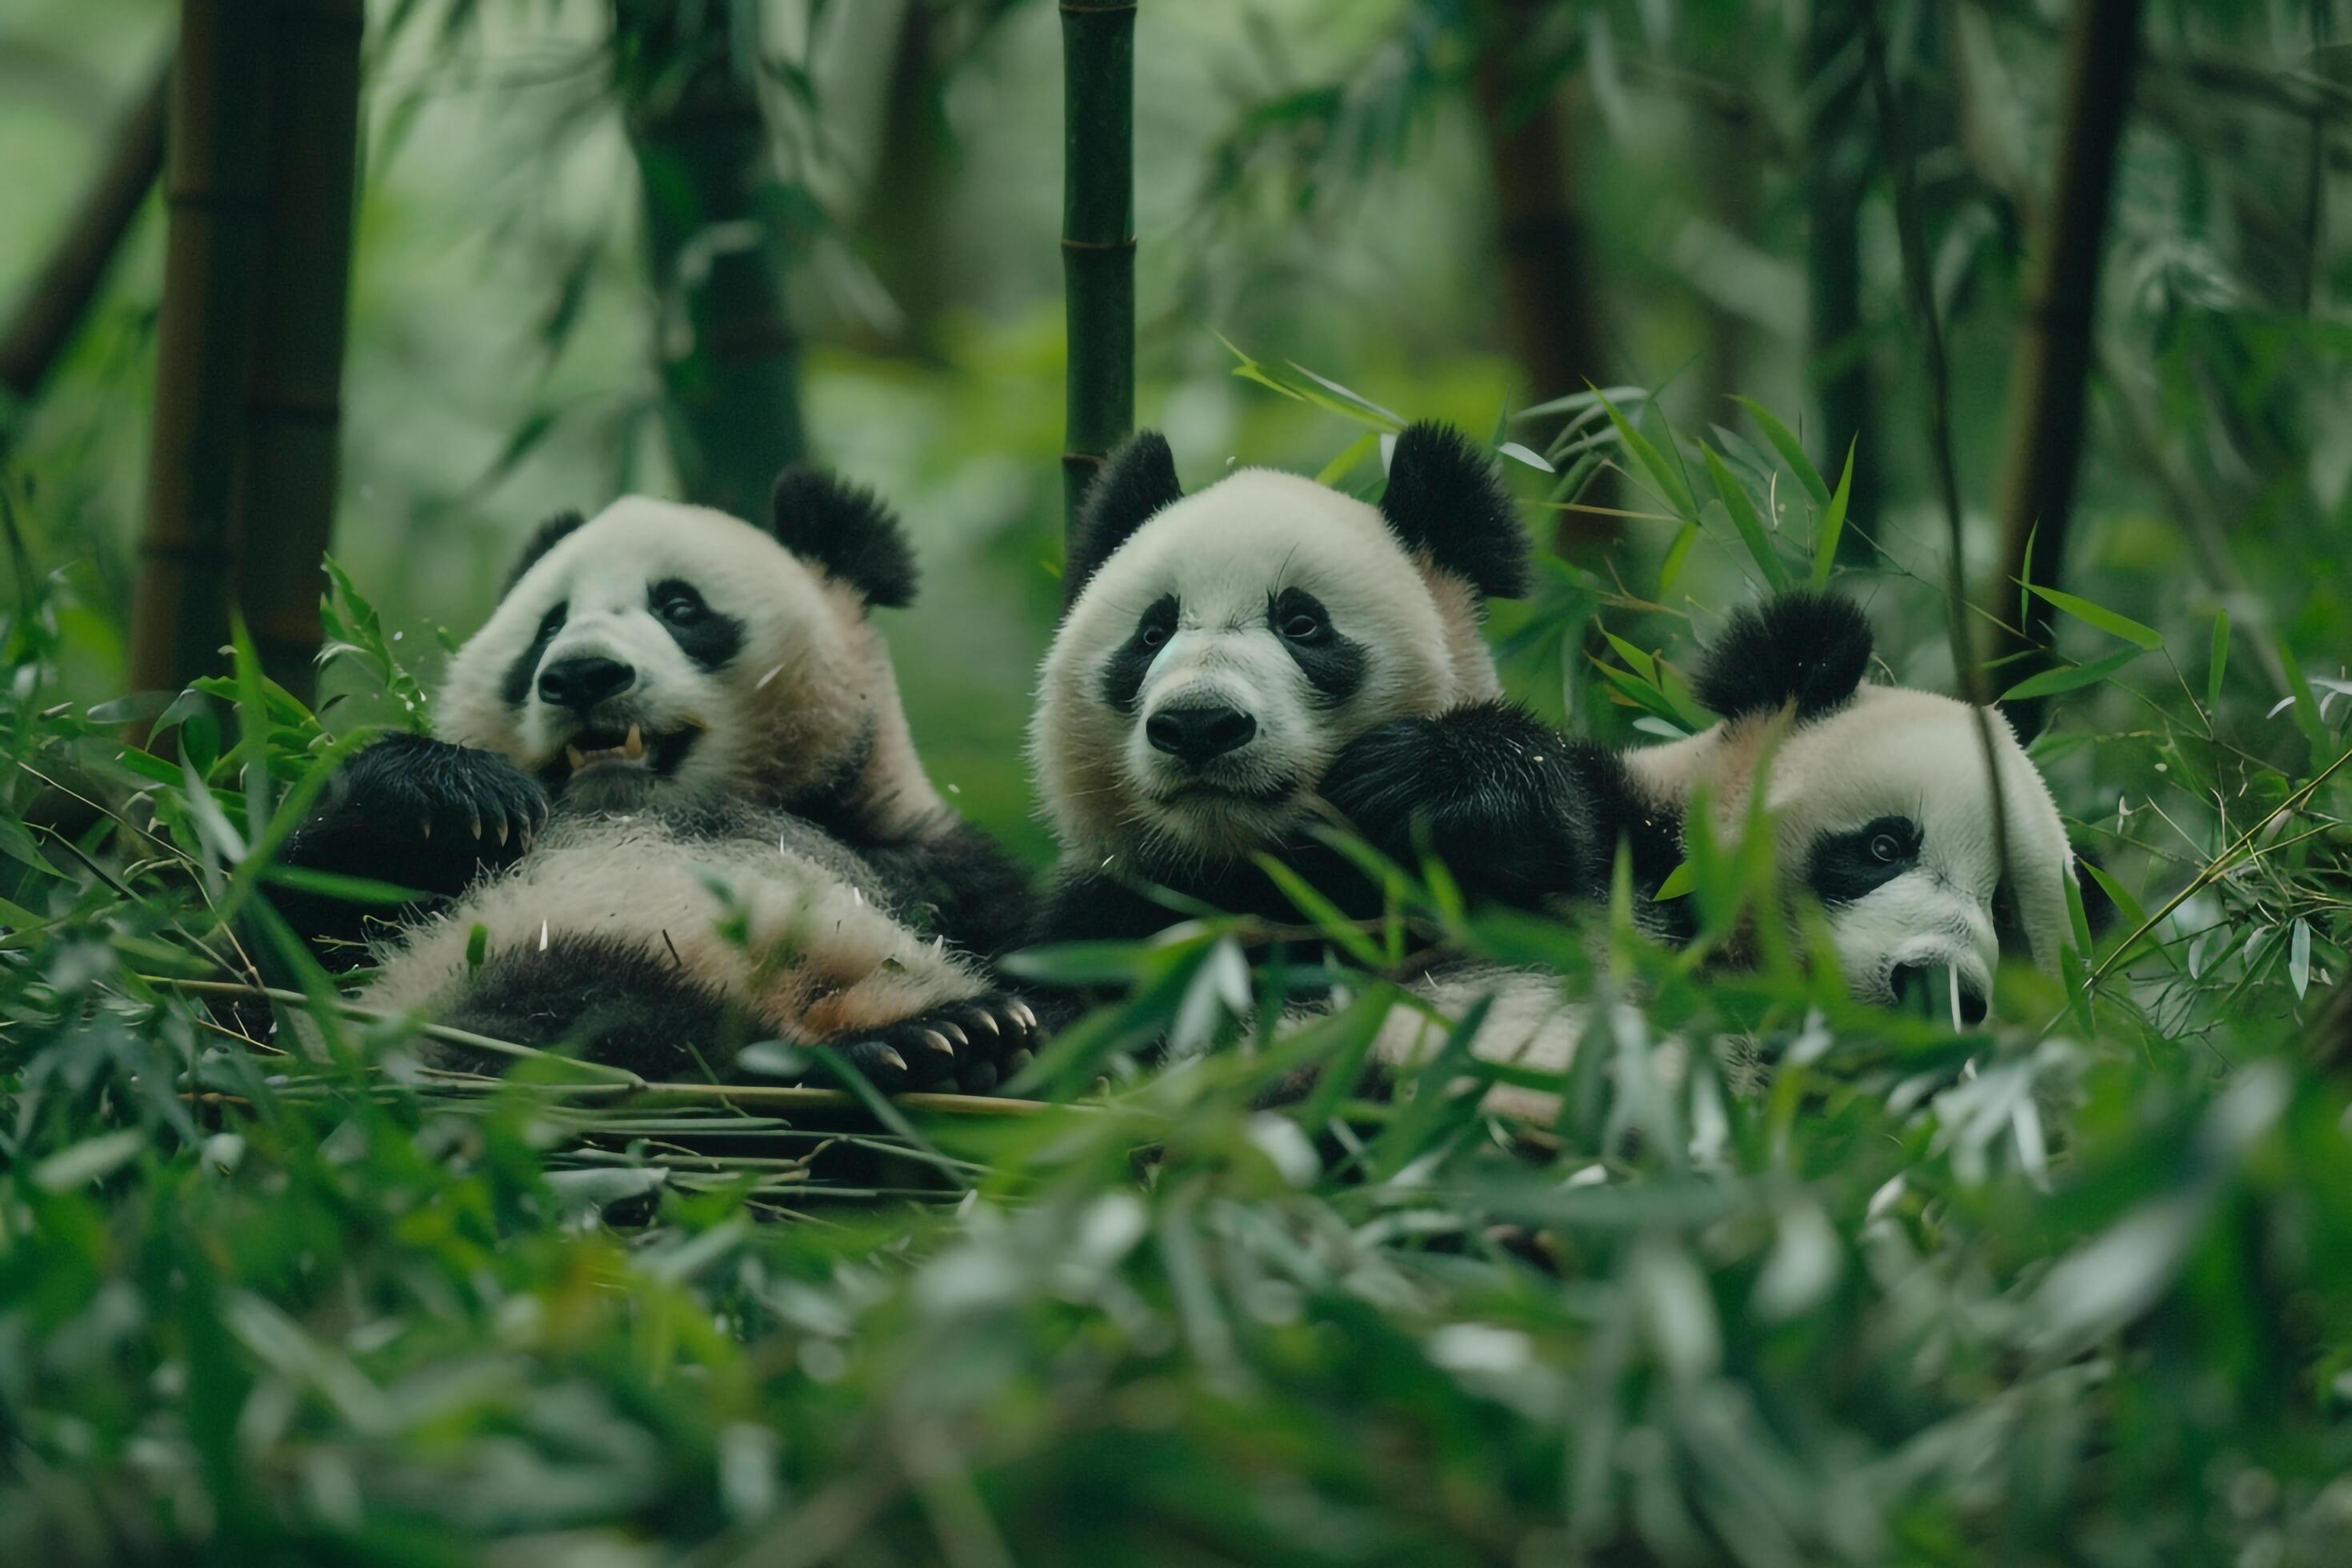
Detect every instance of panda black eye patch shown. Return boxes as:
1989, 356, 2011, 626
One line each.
649, 578, 745, 670
500, 600, 569, 706
1099, 594, 1178, 714
1806, 814, 1923, 906
1269, 587, 1366, 705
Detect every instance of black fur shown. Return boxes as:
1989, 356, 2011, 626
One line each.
1690, 590, 1874, 722
274, 734, 549, 962
1321, 701, 1686, 930
1098, 594, 1178, 714
1376, 422, 1532, 602
1806, 815, 1922, 907
437, 937, 740, 1079
498, 602, 567, 708
650, 578, 746, 670
1064, 430, 1184, 610
770, 466, 919, 609
1270, 588, 1368, 705
503, 510, 586, 595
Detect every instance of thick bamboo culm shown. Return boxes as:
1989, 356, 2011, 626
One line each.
618, 0, 808, 522
1058, 0, 1137, 534
0, 56, 170, 405
129, 0, 276, 700
1991, 0, 2144, 734
238, 0, 366, 702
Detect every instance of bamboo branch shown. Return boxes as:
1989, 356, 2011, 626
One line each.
129, 0, 278, 700
236, 0, 366, 702
0, 54, 169, 406
1990, 0, 2144, 738
1059, 0, 1137, 534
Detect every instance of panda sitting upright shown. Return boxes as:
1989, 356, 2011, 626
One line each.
1026, 422, 1648, 977
282, 470, 1036, 1090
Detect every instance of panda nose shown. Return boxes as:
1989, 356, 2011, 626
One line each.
1146, 705, 1256, 766
538, 655, 634, 713
1890, 962, 1988, 1028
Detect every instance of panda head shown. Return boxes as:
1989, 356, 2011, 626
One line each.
1626, 591, 2086, 1023
1032, 423, 1531, 866
435, 469, 927, 818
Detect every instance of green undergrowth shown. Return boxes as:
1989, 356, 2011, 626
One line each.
4, 396, 2352, 1566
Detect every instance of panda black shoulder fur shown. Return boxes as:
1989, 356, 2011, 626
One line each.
282, 470, 1036, 1090
1027, 422, 1656, 966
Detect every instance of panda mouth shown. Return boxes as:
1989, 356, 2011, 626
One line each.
1157, 778, 1298, 809
546, 721, 699, 787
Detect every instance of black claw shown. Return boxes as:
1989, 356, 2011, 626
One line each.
930, 1022, 968, 1052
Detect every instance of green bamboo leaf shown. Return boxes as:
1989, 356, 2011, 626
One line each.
1251, 853, 1386, 969
1654, 860, 1696, 901
1659, 520, 1699, 594
2206, 609, 2230, 714
1601, 630, 1657, 683
2280, 642, 2328, 752
1731, 395, 1831, 510
1702, 446, 1790, 590
1314, 430, 1379, 486
2080, 861, 2148, 935
1999, 648, 2146, 702
1594, 386, 1695, 518
2290, 917, 2313, 999
2025, 584, 2163, 650
1809, 438, 1855, 586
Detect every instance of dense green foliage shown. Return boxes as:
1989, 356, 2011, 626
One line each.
6, 0, 2352, 1562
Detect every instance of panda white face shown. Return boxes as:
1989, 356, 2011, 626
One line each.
1634, 682, 2078, 1022
436, 499, 874, 814
1034, 470, 1488, 865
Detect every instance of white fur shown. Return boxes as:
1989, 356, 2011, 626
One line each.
366, 814, 986, 1039
1032, 470, 1499, 866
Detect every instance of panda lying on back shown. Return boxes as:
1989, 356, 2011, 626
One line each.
282, 470, 1035, 1090
1028, 426, 2104, 1109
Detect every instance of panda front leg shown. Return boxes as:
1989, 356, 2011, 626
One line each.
694, 859, 1043, 1094
1318, 700, 1613, 910
276, 732, 549, 963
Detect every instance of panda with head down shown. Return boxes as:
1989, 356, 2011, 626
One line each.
282, 470, 1036, 1090
1028, 426, 2106, 1102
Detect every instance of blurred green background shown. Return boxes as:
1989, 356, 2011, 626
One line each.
2, 0, 2346, 876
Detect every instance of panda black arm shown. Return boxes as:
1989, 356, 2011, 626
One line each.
853, 820, 1035, 961
1320, 700, 1634, 910
273, 734, 548, 963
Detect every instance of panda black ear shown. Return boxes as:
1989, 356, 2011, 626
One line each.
770, 467, 919, 610
1692, 590, 1874, 722
503, 509, 586, 594
1064, 430, 1183, 610
1376, 422, 1532, 602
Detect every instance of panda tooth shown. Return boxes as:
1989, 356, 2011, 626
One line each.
566, 744, 586, 770
623, 722, 645, 760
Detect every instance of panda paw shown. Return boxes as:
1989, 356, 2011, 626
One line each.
833, 992, 1042, 1096
297, 733, 550, 894
1320, 714, 1486, 854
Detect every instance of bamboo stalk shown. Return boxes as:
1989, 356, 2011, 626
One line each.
1471, 0, 1614, 562
236, 0, 365, 702
615, 0, 808, 522
1059, 0, 1137, 534
1990, 0, 2144, 738
0, 54, 170, 406
1803, 0, 1879, 563
128, 0, 277, 699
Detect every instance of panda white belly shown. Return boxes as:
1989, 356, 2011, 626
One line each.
365, 806, 989, 1073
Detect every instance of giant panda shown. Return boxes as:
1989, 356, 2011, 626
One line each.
1027, 426, 2102, 1116
1026, 422, 1653, 1000
280, 469, 1037, 1090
